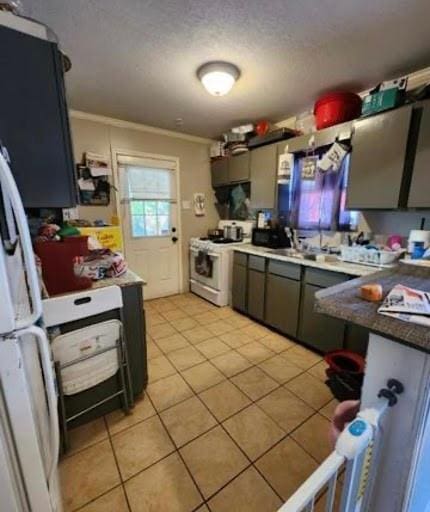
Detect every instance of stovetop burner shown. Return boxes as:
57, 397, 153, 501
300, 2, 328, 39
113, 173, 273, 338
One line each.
212, 238, 240, 244
199, 237, 241, 244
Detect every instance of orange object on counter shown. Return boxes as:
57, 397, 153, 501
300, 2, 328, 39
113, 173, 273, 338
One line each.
360, 283, 383, 302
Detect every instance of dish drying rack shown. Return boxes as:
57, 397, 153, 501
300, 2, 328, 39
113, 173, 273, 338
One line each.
339, 245, 404, 268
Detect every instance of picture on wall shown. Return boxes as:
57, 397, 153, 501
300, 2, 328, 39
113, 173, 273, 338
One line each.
193, 193, 206, 216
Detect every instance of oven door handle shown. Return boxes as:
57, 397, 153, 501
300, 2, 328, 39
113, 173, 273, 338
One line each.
190, 248, 220, 258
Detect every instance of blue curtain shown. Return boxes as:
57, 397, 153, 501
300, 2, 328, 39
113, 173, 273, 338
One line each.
286, 149, 357, 231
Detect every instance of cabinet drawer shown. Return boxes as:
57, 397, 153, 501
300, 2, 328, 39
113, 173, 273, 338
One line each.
304, 268, 349, 288
248, 255, 266, 272
233, 251, 248, 267
268, 260, 301, 280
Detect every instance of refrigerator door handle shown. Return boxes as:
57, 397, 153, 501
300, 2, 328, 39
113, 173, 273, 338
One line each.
0, 151, 42, 329
18, 325, 59, 489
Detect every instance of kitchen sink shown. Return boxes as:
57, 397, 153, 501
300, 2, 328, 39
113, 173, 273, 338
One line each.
268, 248, 339, 263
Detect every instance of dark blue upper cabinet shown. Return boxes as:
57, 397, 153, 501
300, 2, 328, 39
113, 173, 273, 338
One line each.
0, 22, 76, 208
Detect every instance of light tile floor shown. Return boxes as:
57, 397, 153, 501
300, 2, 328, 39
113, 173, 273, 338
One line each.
60, 293, 340, 512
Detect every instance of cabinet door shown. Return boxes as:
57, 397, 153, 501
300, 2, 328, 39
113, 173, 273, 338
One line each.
265, 273, 300, 337
232, 263, 247, 313
0, 26, 76, 208
250, 145, 277, 209
345, 324, 369, 356
247, 269, 265, 321
298, 283, 345, 353
229, 152, 250, 183
408, 102, 430, 208
211, 158, 229, 187
346, 107, 413, 209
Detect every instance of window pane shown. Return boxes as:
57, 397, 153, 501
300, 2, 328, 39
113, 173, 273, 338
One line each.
144, 201, 157, 215
130, 200, 144, 215
131, 216, 146, 237
158, 215, 170, 236
157, 201, 170, 215
145, 215, 157, 236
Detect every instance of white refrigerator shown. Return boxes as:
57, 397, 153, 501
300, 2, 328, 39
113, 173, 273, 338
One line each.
0, 148, 61, 511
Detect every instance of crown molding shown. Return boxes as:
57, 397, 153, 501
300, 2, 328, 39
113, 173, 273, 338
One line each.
69, 110, 214, 145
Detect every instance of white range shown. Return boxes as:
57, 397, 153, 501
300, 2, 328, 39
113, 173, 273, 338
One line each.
189, 220, 253, 306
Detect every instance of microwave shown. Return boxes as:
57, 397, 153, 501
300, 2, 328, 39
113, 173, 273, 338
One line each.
251, 228, 291, 249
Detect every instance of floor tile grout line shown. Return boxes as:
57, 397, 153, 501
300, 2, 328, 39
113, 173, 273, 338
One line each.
190, 386, 287, 505
66, 369, 331, 469
147, 342, 332, 422
134, 391, 208, 509
67, 299, 332, 511
71, 483, 128, 512
157, 438, 206, 506
69, 351, 330, 465
103, 416, 134, 512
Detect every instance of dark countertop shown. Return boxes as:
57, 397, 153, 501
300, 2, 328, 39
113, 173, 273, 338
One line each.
315, 262, 430, 353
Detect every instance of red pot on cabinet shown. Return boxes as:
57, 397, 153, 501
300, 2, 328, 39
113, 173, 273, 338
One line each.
314, 92, 362, 130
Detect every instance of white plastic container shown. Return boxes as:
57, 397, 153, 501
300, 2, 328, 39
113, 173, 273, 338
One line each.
340, 245, 404, 267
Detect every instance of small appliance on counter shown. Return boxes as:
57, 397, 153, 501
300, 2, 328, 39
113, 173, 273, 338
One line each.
252, 226, 291, 249
222, 223, 243, 242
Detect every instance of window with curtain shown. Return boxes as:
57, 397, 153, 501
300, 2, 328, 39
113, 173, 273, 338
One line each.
281, 148, 358, 231
119, 156, 177, 238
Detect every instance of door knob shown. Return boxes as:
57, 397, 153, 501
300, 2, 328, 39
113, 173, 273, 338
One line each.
172, 236, 178, 243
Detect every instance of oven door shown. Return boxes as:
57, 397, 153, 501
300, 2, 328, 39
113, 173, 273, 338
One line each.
190, 247, 221, 290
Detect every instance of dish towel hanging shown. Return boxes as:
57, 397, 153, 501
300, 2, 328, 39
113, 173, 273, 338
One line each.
195, 250, 213, 278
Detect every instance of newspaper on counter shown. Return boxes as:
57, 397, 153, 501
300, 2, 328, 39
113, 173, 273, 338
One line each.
378, 284, 430, 327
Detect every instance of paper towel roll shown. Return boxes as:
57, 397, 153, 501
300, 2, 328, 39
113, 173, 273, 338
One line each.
408, 230, 430, 252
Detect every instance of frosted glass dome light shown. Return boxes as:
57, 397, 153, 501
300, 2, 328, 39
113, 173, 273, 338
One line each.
197, 62, 240, 96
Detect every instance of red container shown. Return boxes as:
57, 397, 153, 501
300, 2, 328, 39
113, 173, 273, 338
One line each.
314, 92, 362, 130
34, 236, 92, 296
324, 349, 365, 375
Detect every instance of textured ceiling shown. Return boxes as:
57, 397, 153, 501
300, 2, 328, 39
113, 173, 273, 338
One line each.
27, 0, 430, 138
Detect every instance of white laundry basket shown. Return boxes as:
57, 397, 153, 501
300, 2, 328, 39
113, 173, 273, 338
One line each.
51, 320, 122, 395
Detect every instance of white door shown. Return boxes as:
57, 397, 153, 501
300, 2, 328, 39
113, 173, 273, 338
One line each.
117, 153, 181, 300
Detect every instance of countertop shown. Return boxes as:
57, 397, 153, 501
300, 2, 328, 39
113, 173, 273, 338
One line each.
315, 262, 430, 353
91, 269, 146, 289
233, 244, 379, 277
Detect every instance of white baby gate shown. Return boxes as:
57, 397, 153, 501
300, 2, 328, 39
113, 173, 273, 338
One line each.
278, 380, 404, 512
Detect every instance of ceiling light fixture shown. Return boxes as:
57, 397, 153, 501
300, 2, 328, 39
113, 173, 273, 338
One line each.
197, 61, 240, 96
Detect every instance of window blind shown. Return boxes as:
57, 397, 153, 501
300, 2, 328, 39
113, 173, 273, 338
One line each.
118, 157, 177, 202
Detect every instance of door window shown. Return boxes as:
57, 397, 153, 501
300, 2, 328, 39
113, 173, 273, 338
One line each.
119, 161, 177, 238
130, 200, 171, 237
